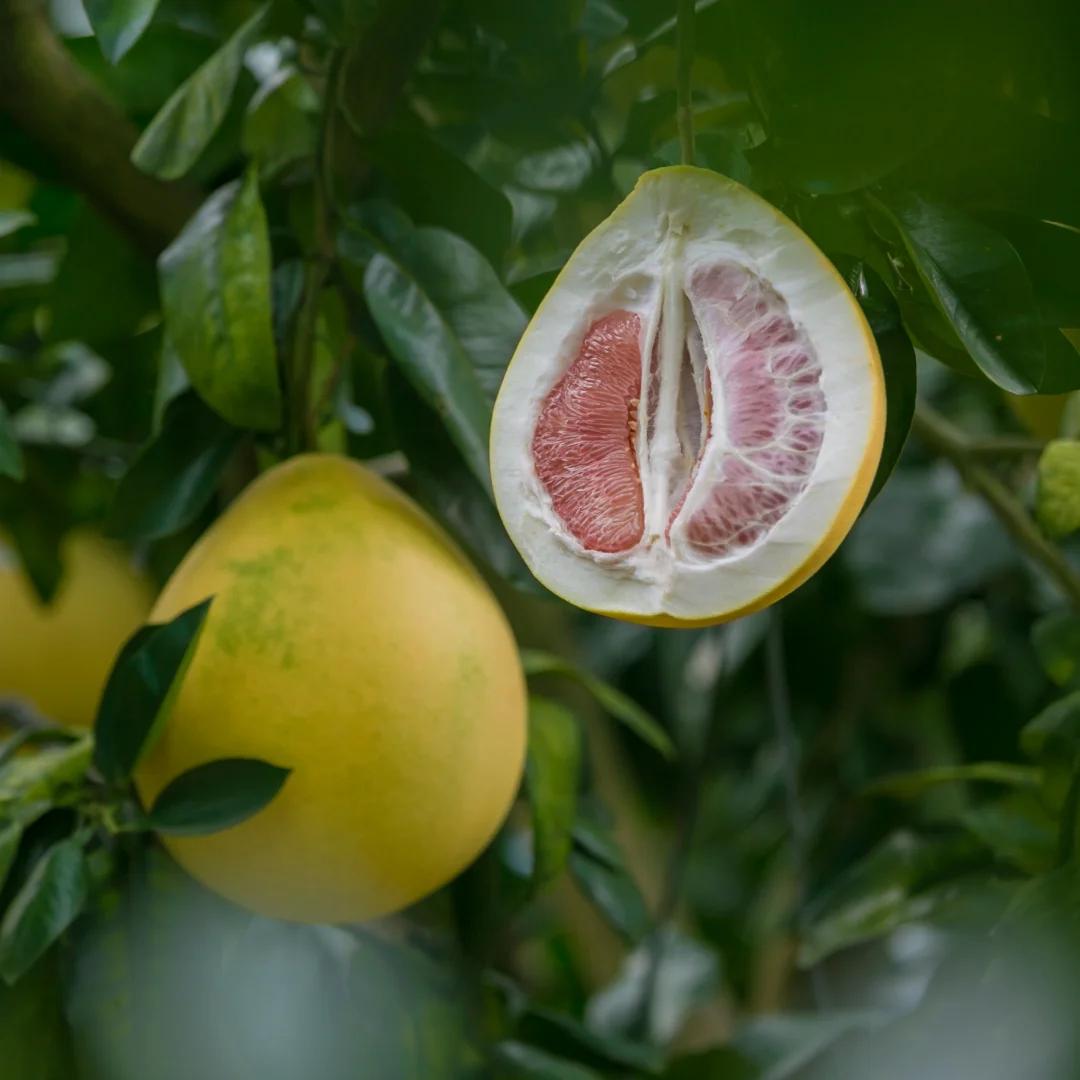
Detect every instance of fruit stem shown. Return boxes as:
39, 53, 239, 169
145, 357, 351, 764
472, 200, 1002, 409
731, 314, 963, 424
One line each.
912, 400, 1080, 611
676, 0, 696, 166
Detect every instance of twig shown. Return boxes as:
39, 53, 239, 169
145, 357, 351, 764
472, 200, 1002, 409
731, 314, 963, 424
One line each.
767, 606, 830, 1009
912, 400, 1080, 611
675, 0, 696, 166
288, 51, 342, 455
966, 435, 1047, 458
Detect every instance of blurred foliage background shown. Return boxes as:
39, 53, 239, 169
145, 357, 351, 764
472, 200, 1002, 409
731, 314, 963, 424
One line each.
3, 0, 1080, 1077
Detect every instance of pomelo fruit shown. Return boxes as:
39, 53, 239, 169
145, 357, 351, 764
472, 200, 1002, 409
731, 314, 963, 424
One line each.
491, 166, 885, 626
0, 530, 153, 726
135, 454, 527, 925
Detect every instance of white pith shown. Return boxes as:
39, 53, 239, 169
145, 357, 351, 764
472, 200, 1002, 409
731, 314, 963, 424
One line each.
491, 167, 883, 623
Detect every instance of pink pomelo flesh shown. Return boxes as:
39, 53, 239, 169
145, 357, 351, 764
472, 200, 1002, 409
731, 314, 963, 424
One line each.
531, 263, 825, 559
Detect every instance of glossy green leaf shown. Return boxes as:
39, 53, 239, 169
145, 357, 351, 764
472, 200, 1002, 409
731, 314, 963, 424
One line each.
568, 846, 652, 945
863, 762, 1040, 799
0, 823, 22, 894
361, 127, 514, 271
84, 0, 162, 64
107, 391, 241, 541
158, 166, 282, 431
0, 840, 89, 985
494, 1041, 603, 1080
1021, 690, 1080, 761
339, 202, 526, 490
1037, 439, 1080, 539
0, 211, 35, 239
131, 3, 270, 179
145, 757, 291, 836
93, 598, 213, 786
873, 191, 1044, 393
836, 258, 916, 503
521, 650, 676, 759
0, 401, 23, 482
525, 698, 581, 890
1032, 611, 1080, 687
799, 830, 985, 967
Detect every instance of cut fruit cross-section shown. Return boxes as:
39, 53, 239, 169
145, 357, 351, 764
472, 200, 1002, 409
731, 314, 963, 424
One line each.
491, 166, 885, 627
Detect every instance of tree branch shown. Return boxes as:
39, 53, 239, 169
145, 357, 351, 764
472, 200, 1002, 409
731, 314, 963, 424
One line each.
0, 0, 203, 258
912, 400, 1080, 610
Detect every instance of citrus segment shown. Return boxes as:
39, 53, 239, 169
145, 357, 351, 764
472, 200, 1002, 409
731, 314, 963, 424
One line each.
532, 311, 644, 553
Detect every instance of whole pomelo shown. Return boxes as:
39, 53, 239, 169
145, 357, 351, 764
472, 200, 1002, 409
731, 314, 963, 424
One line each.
135, 454, 528, 925
0, 530, 153, 726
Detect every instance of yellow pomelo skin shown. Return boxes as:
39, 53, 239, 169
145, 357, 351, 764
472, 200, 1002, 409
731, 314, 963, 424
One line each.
135, 454, 528, 925
0, 531, 153, 726
1003, 391, 1069, 441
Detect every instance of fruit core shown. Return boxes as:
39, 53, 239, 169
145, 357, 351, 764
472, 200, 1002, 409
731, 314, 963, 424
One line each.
532, 259, 825, 564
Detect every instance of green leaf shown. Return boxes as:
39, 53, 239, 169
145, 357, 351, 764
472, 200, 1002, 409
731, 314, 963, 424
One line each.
525, 698, 582, 890
385, 369, 540, 591
494, 1041, 604, 1080
0, 211, 35, 239
131, 3, 270, 179
736, 1012, 890, 1080
84, 0, 162, 64
568, 845, 652, 945
873, 191, 1044, 394
361, 127, 514, 271
158, 166, 282, 431
0, 823, 22, 894
1021, 690, 1080, 761
836, 258, 916, 504
517, 1006, 665, 1075
0, 840, 89, 985
520, 650, 675, 758
799, 830, 985, 967
339, 202, 526, 490
0, 401, 23, 481
145, 757, 291, 836
93, 598, 213, 786
107, 391, 241, 541
0, 739, 93, 818
846, 464, 1016, 615
0, 952, 77, 1079
960, 796, 1057, 875
663, 1048, 759, 1080
242, 67, 319, 172
1032, 611, 1080, 687
46, 205, 158, 346
1037, 439, 1080, 539
863, 762, 1041, 799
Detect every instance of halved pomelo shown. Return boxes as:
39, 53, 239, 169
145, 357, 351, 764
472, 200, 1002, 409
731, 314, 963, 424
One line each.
491, 166, 885, 627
